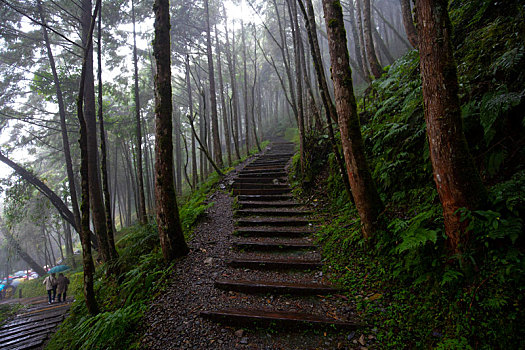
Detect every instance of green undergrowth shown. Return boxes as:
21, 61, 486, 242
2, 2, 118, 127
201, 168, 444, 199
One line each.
0, 303, 23, 326
292, 1, 524, 348
46, 169, 226, 350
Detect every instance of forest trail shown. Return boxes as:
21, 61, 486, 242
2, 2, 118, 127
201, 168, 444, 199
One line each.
0, 296, 71, 350
142, 141, 361, 349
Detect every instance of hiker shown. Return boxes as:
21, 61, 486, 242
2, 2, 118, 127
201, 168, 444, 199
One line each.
56, 273, 70, 302
43, 273, 57, 304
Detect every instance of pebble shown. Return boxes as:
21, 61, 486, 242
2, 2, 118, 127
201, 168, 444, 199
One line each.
140, 174, 356, 349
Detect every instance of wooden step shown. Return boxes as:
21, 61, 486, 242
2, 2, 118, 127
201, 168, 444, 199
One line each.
200, 308, 357, 329
232, 188, 291, 196
235, 209, 313, 217
249, 161, 289, 166
243, 167, 286, 172
238, 201, 301, 209
234, 227, 314, 237
0, 322, 60, 348
233, 183, 290, 190
214, 279, 336, 295
228, 257, 322, 270
238, 171, 287, 178
234, 177, 288, 184
232, 239, 316, 251
237, 194, 294, 201
236, 217, 311, 227
240, 168, 285, 174
1, 334, 47, 350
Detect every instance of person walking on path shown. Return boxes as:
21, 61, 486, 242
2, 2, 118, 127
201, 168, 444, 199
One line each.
56, 273, 70, 302
43, 273, 57, 304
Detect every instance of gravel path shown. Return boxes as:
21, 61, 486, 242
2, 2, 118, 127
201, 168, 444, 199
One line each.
140, 149, 366, 350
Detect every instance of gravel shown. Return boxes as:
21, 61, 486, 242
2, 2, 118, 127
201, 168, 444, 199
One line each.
140, 150, 361, 350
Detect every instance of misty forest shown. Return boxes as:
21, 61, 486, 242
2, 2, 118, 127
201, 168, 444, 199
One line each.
0, 0, 523, 348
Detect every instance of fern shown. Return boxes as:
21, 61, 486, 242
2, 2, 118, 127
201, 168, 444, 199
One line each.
480, 88, 522, 144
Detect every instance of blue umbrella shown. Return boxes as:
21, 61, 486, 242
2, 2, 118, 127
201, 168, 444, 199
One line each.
48, 265, 71, 274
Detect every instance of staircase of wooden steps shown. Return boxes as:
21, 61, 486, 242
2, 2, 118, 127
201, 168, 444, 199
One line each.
200, 141, 358, 331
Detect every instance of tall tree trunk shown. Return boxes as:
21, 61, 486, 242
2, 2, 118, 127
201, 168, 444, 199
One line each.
174, 108, 183, 195
153, 0, 189, 262
272, 0, 298, 119
185, 54, 198, 189
181, 129, 194, 191
97, 4, 118, 263
250, 26, 262, 152
361, 0, 382, 78
142, 122, 154, 208
199, 89, 207, 181
44, 226, 57, 266
287, 0, 305, 174
77, 0, 100, 315
131, 0, 148, 224
297, 0, 353, 201
223, 16, 242, 160
215, 25, 232, 166
187, 115, 225, 177
322, 0, 384, 239
372, 25, 394, 64
204, 0, 223, 168
241, 19, 250, 154
81, 0, 111, 263
372, 4, 412, 50
415, 0, 487, 253
37, 0, 81, 230
400, 0, 418, 48
63, 220, 76, 268
355, 0, 371, 80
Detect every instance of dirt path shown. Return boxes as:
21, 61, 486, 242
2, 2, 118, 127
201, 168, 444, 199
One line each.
141, 142, 362, 349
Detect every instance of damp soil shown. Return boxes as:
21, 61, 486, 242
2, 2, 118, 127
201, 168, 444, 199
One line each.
140, 153, 367, 350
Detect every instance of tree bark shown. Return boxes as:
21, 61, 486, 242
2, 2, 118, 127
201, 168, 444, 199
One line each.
372, 4, 412, 50
322, 0, 384, 239
204, 0, 223, 169
174, 107, 183, 195
81, 0, 111, 264
153, 0, 189, 263
187, 114, 225, 177
297, 0, 353, 202
372, 25, 394, 64
185, 54, 198, 189
287, 0, 306, 174
77, 0, 100, 315
241, 19, 251, 154
355, 0, 371, 80
223, 16, 242, 160
400, 0, 418, 48
361, 0, 382, 78
415, 0, 487, 253
215, 26, 232, 166
97, 4, 118, 263
131, 0, 148, 224
250, 26, 262, 152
